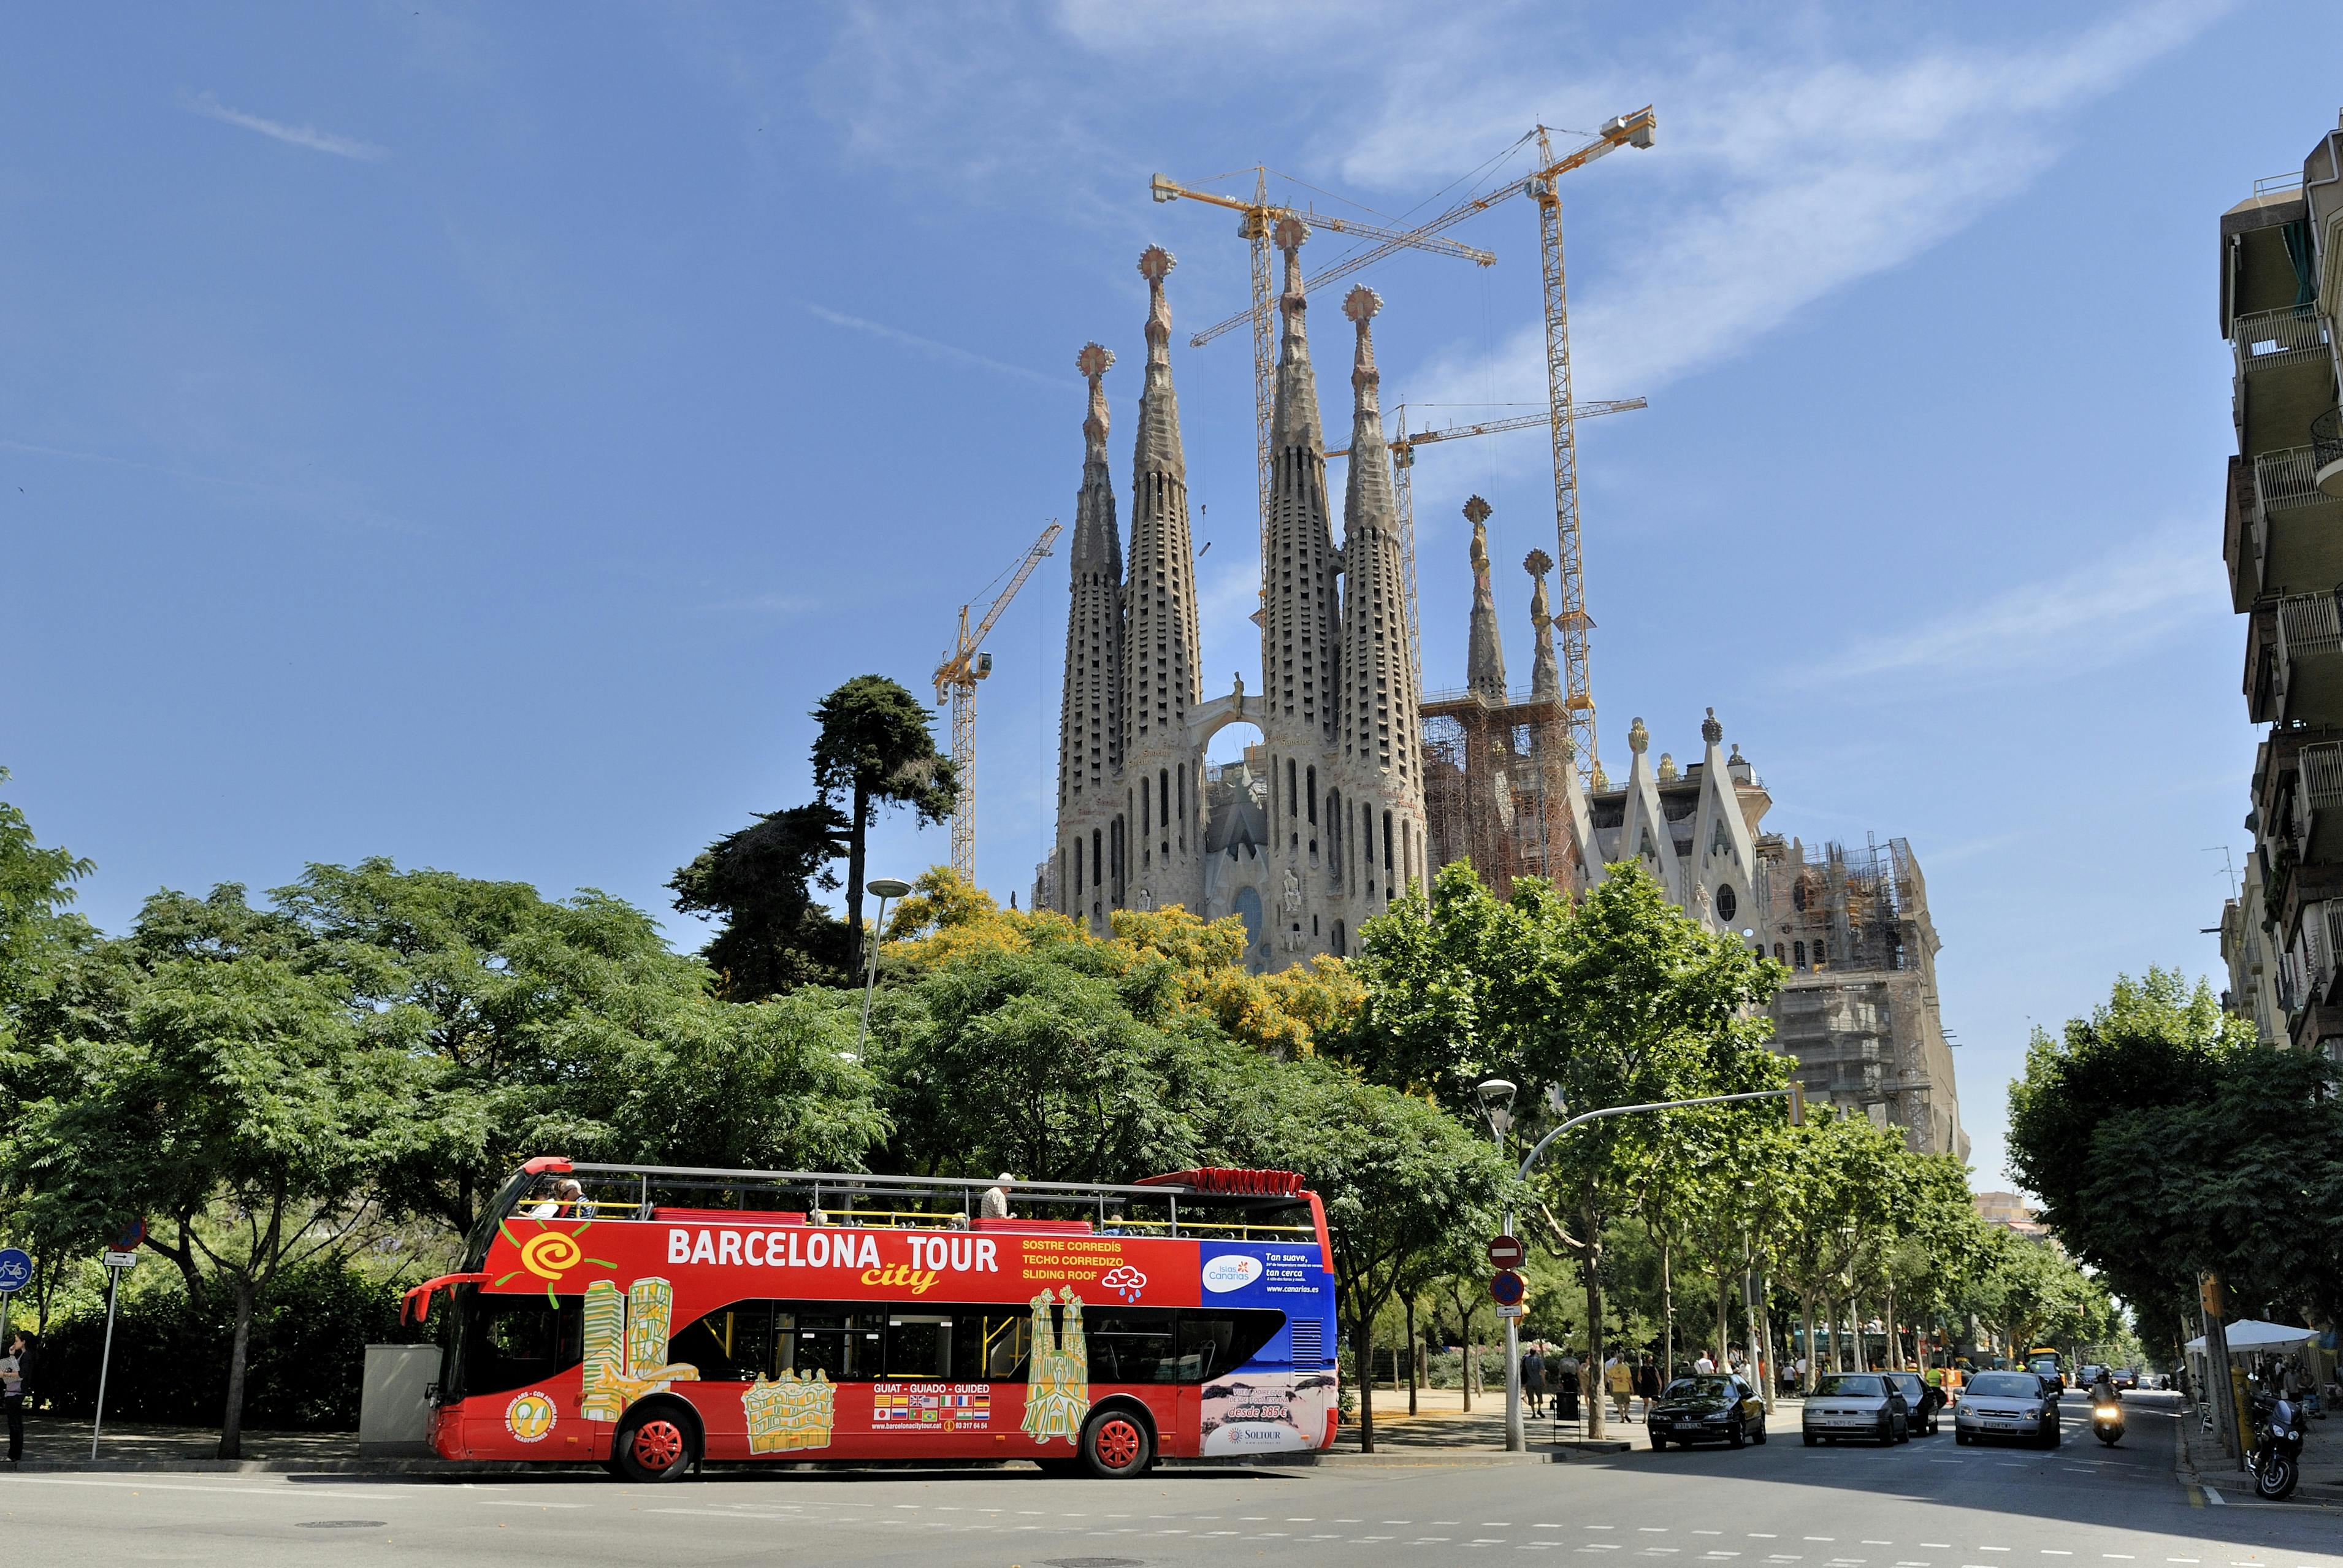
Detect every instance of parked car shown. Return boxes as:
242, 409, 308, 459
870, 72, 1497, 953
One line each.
1801, 1372, 1911, 1446
1648, 1374, 1768, 1450
1884, 1371, 1944, 1434
1953, 1369, 2062, 1448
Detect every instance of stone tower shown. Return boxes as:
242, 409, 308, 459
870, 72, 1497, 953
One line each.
1464, 495, 1507, 700
1055, 342, 1125, 928
1524, 548, 1561, 705
1041, 242, 1428, 971
1120, 244, 1204, 927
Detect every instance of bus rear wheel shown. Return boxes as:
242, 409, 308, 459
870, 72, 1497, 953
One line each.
1080, 1408, 1153, 1479
613, 1409, 697, 1483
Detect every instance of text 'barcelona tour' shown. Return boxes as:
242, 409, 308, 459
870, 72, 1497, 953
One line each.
665, 1228, 1000, 1296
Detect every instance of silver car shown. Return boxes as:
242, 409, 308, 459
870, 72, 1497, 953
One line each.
1801, 1372, 1910, 1446
1952, 1370, 2061, 1448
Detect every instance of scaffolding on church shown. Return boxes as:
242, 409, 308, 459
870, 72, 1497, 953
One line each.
1421, 686, 1581, 900
1751, 835, 1926, 974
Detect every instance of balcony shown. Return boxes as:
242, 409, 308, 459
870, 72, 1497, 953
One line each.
2249, 445, 2343, 596
2225, 456, 2262, 610
2248, 591, 2343, 727
2231, 307, 2341, 461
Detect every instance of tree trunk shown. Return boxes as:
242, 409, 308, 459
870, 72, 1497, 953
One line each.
1582, 1228, 1607, 1440
1351, 1306, 1377, 1453
846, 780, 870, 963
1405, 1296, 1419, 1416
1800, 1293, 1816, 1393
218, 1275, 257, 1460
1661, 1241, 1674, 1382
1884, 1283, 1900, 1371
1715, 1268, 1731, 1369
1458, 1295, 1476, 1411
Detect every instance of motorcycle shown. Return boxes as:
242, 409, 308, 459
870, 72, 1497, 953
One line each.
2250, 1393, 2304, 1501
2092, 1397, 2123, 1447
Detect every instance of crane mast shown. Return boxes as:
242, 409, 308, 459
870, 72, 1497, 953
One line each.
932, 520, 1062, 884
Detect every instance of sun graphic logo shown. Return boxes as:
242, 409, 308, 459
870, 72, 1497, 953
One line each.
494, 1219, 614, 1305
505, 1390, 557, 1444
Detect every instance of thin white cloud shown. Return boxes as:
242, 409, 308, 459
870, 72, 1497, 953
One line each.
1833, 534, 2219, 681
802, 304, 1061, 389
180, 91, 388, 161
1388, 1, 2233, 400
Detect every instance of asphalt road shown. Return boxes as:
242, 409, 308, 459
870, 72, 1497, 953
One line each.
1, 1392, 2333, 1567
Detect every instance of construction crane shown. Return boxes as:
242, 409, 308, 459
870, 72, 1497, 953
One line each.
1326, 398, 1646, 692
1147, 170, 1496, 620
1189, 107, 1656, 782
932, 520, 1062, 885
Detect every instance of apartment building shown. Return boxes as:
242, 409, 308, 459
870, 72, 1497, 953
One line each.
2225, 110, 2343, 1057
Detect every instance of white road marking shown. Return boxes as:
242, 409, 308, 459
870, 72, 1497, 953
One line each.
2203, 1488, 2225, 1506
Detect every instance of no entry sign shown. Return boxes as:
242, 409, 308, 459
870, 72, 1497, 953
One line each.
1486, 1234, 1526, 1269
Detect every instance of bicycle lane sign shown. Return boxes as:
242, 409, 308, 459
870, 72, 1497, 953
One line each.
0, 1247, 30, 1295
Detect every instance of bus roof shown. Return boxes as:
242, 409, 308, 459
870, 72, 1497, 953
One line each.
515, 1158, 1314, 1206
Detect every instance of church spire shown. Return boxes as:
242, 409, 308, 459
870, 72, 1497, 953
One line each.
1055, 342, 1123, 854
1524, 547, 1561, 704
1464, 495, 1507, 700
1264, 216, 1341, 744
1338, 285, 1416, 782
1122, 245, 1204, 906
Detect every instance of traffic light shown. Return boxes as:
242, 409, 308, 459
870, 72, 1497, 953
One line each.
1787, 1082, 1806, 1126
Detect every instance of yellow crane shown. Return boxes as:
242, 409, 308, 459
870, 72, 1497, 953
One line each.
1326, 397, 1647, 691
933, 520, 1062, 884
1147, 170, 1497, 616
1190, 108, 1656, 781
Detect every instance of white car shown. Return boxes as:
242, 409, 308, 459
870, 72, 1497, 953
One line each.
1801, 1373, 1911, 1446
1952, 1370, 2061, 1448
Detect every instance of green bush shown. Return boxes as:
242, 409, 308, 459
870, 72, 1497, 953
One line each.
36, 1261, 427, 1431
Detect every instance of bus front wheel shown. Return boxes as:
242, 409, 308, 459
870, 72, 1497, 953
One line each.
613, 1407, 698, 1484
1080, 1407, 1153, 1479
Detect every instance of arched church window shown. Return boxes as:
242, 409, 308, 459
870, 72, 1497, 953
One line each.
1773, 943, 1784, 962
1715, 884, 1737, 923
1306, 767, 1318, 824
1793, 941, 1806, 968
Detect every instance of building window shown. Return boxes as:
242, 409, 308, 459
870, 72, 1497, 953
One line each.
1074, 841, 1083, 895
1773, 942, 1784, 962
1814, 938, 1827, 966
1141, 776, 1150, 835
1383, 812, 1394, 876
1288, 759, 1299, 817
1091, 830, 1103, 892
1715, 884, 1737, 923
1306, 767, 1318, 824
1793, 940, 1806, 968
1331, 919, 1347, 957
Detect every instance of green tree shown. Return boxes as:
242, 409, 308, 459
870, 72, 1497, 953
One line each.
668, 801, 852, 998
10, 950, 427, 1456
1346, 861, 1786, 1437
0, 767, 97, 1038
267, 860, 715, 1242
1272, 1058, 1508, 1453
809, 676, 955, 963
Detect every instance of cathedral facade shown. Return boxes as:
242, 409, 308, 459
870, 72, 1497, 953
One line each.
1039, 229, 1429, 972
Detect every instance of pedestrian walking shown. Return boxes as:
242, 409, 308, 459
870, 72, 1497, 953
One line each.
1693, 1349, 1716, 1375
1521, 1343, 1546, 1418
1, 1333, 26, 1468
1606, 1354, 1632, 1423
1635, 1354, 1661, 1416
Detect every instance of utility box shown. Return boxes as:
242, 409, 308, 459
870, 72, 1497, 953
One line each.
359, 1344, 441, 1458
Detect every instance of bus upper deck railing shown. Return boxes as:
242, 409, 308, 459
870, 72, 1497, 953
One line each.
502, 1159, 1320, 1244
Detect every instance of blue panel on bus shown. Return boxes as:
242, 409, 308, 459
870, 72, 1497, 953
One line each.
1197, 1242, 1324, 1307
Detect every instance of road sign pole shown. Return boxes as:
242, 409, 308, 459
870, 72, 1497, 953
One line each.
91, 1263, 123, 1461
1502, 1201, 1523, 1454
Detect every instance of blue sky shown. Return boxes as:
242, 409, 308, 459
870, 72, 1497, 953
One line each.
4, 2, 2334, 1188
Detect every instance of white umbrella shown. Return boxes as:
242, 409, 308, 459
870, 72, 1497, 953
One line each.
2182, 1319, 2317, 1354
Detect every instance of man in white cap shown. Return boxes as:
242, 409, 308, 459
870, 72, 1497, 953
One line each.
981, 1174, 1017, 1219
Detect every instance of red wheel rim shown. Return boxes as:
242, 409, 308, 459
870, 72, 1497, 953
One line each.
1095, 1417, 1142, 1470
631, 1419, 686, 1471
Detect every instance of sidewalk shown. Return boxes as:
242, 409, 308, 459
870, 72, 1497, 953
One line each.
1332, 1383, 1806, 1457
2173, 1397, 2343, 1505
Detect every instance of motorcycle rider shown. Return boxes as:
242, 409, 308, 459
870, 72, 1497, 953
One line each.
2090, 1367, 2119, 1405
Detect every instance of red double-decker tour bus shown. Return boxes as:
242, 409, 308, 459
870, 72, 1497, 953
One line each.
401, 1158, 1340, 1481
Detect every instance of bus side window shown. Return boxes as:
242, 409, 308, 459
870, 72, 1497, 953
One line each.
461, 1294, 583, 1399
1089, 1309, 1177, 1383
1177, 1310, 1288, 1383
668, 1301, 777, 1382
786, 1309, 886, 1381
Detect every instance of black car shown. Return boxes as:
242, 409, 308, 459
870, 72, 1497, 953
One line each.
1883, 1371, 1944, 1435
1648, 1374, 1768, 1450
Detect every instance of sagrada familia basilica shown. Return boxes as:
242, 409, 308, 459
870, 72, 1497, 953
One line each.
1042, 228, 1423, 966
1030, 224, 1965, 1159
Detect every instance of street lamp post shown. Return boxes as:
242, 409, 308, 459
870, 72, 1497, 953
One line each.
855, 877, 913, 1062
1493, 1082, 1805, 1453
